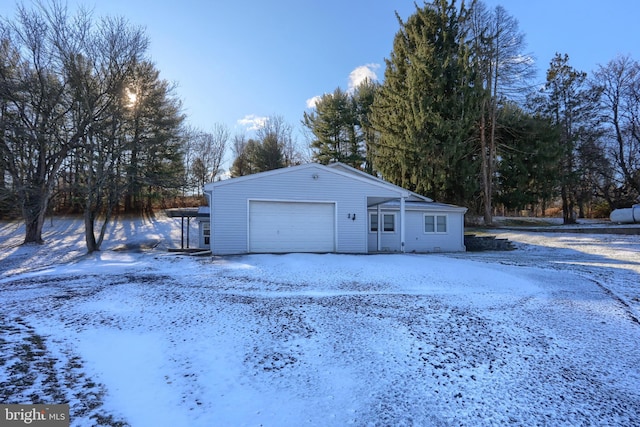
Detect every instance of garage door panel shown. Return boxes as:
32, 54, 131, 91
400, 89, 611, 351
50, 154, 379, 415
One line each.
249, 201, 335, 253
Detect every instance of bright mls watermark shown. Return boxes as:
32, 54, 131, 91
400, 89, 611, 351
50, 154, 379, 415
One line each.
1, 404, 69, 426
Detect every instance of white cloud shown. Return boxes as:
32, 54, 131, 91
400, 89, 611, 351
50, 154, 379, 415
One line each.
237, 114, 268, 131
305, 64, 381, 111
347, 63, 380, 92
305, 95, 322, 109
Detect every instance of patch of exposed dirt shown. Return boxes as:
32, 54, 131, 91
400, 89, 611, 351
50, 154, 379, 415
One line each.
0, 314, 129, 426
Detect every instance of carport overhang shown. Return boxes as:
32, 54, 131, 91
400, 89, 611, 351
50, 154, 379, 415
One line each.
166, 208, 209, 250
366, 193, 414, 253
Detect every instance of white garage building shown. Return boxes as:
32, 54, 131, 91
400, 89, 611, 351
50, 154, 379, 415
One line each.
203, 162, 467, 255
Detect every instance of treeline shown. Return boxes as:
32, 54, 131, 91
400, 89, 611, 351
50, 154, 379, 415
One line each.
0, 2, 232, 251
302, 1, 640, 225
3, 0, 640, 253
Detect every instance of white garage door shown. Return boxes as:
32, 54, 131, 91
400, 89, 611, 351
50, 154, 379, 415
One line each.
249, 201, 335, 253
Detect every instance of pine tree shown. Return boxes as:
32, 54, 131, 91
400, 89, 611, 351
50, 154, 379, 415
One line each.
352, 79, 379, 174
303, 88, 363, 168
370, 0, 482, 205
230, 138, 260, 177
495, 103, 560, 213
533, 53, 600, 223
122, 61, 184, 213
230, 116, 297, 176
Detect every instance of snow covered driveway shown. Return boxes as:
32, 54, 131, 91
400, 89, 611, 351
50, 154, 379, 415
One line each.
1, 218, 639, 426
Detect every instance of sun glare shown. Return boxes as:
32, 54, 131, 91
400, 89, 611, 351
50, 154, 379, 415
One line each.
125, 88, 138, 107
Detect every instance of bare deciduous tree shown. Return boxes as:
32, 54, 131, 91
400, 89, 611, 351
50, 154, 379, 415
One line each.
191, 123, 229, 191
0, 1, 149, 251
257, 115, 302, 167
0, 3, 75, 244
592, 55, 640, 202
74, 17, 149, 252
470, 2, 536, 224
230, 133, 259, 177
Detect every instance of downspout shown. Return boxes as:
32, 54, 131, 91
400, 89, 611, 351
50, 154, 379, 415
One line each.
204, 190, 212, 251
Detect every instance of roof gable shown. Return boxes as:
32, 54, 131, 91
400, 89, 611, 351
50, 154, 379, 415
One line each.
203, 162, 463, 207
204, 163, 321, 190
204, 163, 414, 197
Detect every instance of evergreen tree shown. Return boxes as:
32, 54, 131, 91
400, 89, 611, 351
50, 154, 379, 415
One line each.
230, 138, 260, 177
254, 133, 284, 171
230, 116, 297, 176
533, 53, 600, 223
303, 88, 363, 168
495, 103, 560, 213
352, 79, 379, 174
122, 61, 185, 213
370, 0, 483, 205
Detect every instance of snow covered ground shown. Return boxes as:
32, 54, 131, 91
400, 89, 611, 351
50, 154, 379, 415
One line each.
1, 215, 639, 426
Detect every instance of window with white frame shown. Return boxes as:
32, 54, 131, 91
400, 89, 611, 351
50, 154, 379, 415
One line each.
383, 213, 396, 232
369, 213, 396, 233
424, 214, 447, 233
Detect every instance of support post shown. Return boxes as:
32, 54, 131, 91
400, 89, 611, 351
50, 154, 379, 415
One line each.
181, 216, 185, 249
377, 204, 382, 252
400, 196, 406, 253
187, 217, 190, 249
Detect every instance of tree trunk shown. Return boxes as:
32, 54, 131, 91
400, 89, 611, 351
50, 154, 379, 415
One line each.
487, 93, 498, 226
96, 212, 110, 250
479, 101, 492, 226
561, 185, 576, 224
21, 186, 48, 245
84, 209, 99, 253
23, 212, 45, 244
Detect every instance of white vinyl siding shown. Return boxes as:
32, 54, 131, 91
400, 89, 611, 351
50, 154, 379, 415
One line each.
206, 164, 403, 255
369, 207, 465, 253
205, 163, 467, 255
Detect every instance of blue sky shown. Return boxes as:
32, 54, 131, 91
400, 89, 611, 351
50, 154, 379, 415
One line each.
2, 1, 639, 146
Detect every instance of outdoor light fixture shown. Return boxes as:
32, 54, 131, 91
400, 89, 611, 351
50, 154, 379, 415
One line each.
312, 174, 319, 180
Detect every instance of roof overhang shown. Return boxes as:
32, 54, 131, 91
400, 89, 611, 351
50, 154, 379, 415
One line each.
203, 162, 467, 211
369, 200, 468, 213
165, 207, 210, 218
